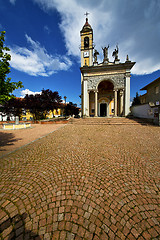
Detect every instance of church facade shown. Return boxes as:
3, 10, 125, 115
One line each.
80, 17, 135, 117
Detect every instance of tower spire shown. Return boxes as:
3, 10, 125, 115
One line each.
80, 12, 93, 67
84, 12, 89, 22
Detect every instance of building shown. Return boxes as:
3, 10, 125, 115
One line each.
140, 77, 160, 106
21, 108, 63, 121
0, 108, 63, 122
80, 17, 135, 117
131, 77, 160, 124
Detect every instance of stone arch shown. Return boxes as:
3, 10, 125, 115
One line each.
96, 80, 115, 117
96, 79, 115, 90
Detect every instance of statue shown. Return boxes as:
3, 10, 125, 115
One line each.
94, 49, 99, 62
112, 45, 119, 61
102, 45, 109, 61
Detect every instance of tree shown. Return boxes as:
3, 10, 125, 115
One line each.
24, 89, 62, 120
41, 89, 62, 117
3, 97, 24, 119
0, 31, 23, 105
132, 92, 141, 106
24, 93, 43, 120
65, 102, 79, 116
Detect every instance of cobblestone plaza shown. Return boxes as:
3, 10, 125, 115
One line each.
0, 120, 160, 239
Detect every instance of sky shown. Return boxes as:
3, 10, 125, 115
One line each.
0, 0, 160, 106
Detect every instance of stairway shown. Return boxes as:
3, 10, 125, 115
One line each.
68, 117, 149, 125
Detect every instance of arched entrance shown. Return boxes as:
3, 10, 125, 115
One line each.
100, 103, 107, 116
97, 80, 114, 117
98, 98, 110, 117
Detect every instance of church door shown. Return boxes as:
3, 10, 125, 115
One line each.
100, 103, 107, 117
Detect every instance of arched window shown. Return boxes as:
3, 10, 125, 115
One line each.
84, 37, 89, 48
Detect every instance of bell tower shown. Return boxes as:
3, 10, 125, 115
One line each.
80, 15, 94, 67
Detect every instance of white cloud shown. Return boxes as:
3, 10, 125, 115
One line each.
9, 0, 16, 5
10, 34, 72, 76
44, 25, 51, 34
33, 0, 160, 75
20, 89, 42, 98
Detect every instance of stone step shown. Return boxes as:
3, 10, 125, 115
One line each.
68, 117, 148, 125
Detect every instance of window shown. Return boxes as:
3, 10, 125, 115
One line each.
155, 86, 159, 94
84, 37, 89, 49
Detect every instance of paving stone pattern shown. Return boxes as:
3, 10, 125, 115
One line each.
0, 124, 65, 157
0, 119, 160, 239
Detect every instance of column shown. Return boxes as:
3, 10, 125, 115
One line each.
120, 89, 124, 116
83, 80, 88, 116
87, 91, 90, 117
125, 71, 131, 116
95, 90, 98, 117
114, 89, 118, 117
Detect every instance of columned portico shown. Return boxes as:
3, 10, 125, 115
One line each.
85, 85, 130, 117
86, 81, 127, 117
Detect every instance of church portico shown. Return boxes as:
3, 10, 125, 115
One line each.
87, 84, 124, 117
80, 17, 135, 118
82, 70, 132, 117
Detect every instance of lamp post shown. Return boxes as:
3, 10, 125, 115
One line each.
64, 96, 67, 118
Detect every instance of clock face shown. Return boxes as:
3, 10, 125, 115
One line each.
84, 51, 89, 58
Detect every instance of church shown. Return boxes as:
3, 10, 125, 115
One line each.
80, 16, 135, 117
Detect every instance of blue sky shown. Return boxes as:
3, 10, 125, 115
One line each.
0, 0, 160, 106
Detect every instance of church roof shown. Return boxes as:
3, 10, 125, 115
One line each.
80, 18, 93, 33
80, 61, 136, 73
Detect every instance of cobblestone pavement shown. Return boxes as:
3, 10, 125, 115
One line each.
0, 124, 65, 157
0, 122, 160, 239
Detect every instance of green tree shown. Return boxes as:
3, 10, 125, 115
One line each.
132, 92, 141, 106
0, 31, 23, 105
24, 93, 43, 120
41, 89, 62, 117
64, 102, 79, 116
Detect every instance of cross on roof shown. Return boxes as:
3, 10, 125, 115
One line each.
84, 12, 89, 18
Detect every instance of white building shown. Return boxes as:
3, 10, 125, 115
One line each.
80, 17, 135, 117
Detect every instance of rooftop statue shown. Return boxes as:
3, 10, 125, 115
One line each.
94, 49, 99, 62
102, 45, 109, 61
112, 45, 119, 61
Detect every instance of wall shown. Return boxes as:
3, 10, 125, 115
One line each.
131, 104, 158, 119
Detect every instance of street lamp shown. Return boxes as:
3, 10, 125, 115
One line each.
64, 96, 67, 118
